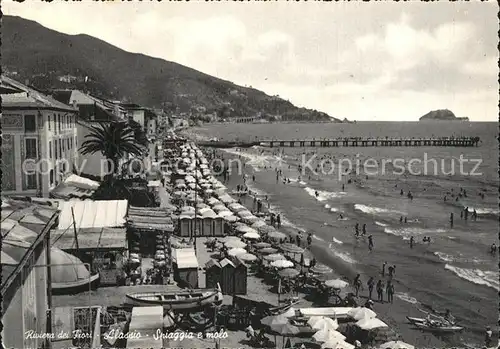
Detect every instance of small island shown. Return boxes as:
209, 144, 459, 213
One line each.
419, 109, 469, 121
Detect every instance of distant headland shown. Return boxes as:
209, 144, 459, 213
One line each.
419, 109, 469, 121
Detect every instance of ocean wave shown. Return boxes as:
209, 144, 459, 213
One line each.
332, 237, 343, 244
384, 227, 446, 240
395, 292, 418, 304
354, 204, 405, 216
327, 244, 356, 264
444, 264, 499, 291
305, 187, 346, 202
222, 148, 277, 172
474, 207, 500, 215
434, 252, 487, 265
375, 221, 388, 227
313, 234, 325, 241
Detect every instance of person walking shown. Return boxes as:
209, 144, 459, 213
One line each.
376, 280, 384, 303
386, 282, 395, 303
381, 262, 387, 276
367, 277, 375, 300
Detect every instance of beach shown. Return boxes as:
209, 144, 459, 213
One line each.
180, 121, 498, 348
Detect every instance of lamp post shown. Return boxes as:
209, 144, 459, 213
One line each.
33, 262, 92, 349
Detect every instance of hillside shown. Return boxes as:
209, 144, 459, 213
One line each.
419, 109, 469, 121
1, 15, 340, 122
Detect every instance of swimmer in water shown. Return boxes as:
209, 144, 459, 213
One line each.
490, 243, 497, 254
410, 236, 414, 248
315, 190, 319, 197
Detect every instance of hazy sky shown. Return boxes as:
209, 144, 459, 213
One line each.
4, 1, 499, 121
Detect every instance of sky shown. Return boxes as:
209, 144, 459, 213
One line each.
3, 1, 499, 121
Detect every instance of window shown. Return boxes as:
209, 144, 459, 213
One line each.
75, 136, 78, 148
24, 115, 36, 132
25, 138, 37, 159
26, 174, 37, 190
57, 114, 61, 132
49, 141, 52, 159
67, 138, 70, 150
50, 170, 54, 186
48, 115, 51, 130
70, 138, 73, 149
59, 139, 62, 158
62, 138, 65, 152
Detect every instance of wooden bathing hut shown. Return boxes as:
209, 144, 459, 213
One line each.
217, 258, 247, 295
205, 259, 222, 289
172, 248, 199, 288
126, 206, 174, 257
233, 257, 248, 295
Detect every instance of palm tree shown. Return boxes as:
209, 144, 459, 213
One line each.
79, 121, 144, 179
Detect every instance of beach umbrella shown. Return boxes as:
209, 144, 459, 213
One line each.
217, 210, 233, 217
228, 248, 247, 257
243, 215, 260, 224
348, 307, 377, 321
225, 240, 247, 249
279, 268, 300, 278
258, 225, 277, 234
311, 317, 339, 331
313, 329, 346, 343
212, 204, 227, 212
223, 215, 239, 222
271, 260, 294, 269
207, 197, 220, 205
325, 279, 349, 289
259, 247, 278, 255
280, 307, 298, 318
238, 210, 253, 218
252, 220, 267, 228
229, 203, 246, 212
267, 230, 287, 241
378, 341, 415, 349
321, 339, 354, 349
238, 253, 258, 262
310, 264, 332, 274
280, 243, 304, 254
356, 317, 388, 330
236, 225, 255, 234
263, 253, 286, 261
270, 323, 299, 336
243, 231, 261, 240
254, 242, 271, 249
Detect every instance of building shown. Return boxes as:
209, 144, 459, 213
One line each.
1, 76, 79, 197
1, 198, 57, 349
51, 90, 126, 179
120, 103, 158, 137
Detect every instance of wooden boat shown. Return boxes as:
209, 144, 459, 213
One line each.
413, 322, 464, 333
124, 288, 223, 310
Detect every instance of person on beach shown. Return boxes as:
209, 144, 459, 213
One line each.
410, 236, 414, 249
277, 214, 281, 228
342, 184, 345, 191
376, 280, 384, 302
490, 243, 497, 254
252, 174, 255, 182
362, 224, 366, 236
400, 216, 403, 223
404, 217, 407, 223
367, 277, 375, 299
368, 235, 374, 251
355, 223, 360, 236
353, 274, 362, 296
296, 234, 301, 247
450, 212, 454, 228
388, 265, 395, 278
307, 233, 312, 247
386, 281, 395, 303
382, 261, 387, 276
464, 207, 469, 221
472, 209, 477, 221
400, 189, 404, 196
485, 326, 493, 347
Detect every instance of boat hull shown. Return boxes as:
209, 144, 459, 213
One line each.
124, 290, 223, 311
413, 322, 463, 333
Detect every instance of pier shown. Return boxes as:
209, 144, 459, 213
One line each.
198, 137, 480, 148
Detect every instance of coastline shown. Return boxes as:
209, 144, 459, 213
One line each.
178, 127, 447, 348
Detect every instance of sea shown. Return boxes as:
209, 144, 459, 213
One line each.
186, 121, 498, 346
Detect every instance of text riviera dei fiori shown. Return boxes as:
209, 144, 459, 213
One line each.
25, 329, 229, 341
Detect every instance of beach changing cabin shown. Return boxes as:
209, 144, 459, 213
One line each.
217, 258, 247, 295
177, 208, 224, 238
205, 259, 222, 289
172, 248, 199, 288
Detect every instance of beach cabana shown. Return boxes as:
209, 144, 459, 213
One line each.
232, 257, 248, 294
205, 259, 222, 289
219, 258, 235, 295
172, 248, 199, 288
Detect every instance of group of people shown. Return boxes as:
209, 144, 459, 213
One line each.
354, 223, 374, 251
353, 274, 396, 304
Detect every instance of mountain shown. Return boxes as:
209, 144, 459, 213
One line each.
2, 15, 340, 122
419, 109, 469, 121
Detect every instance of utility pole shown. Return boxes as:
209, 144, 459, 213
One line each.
71, 207, 80, 250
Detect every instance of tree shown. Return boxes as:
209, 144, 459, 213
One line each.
79, 121, 143, 179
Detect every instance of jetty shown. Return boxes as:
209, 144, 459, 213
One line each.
198, 137, 480, 148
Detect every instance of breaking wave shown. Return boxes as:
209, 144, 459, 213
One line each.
384, 227, 446, 240
304, 187, 346, 202
444, 264, 499, 291
395, 292, 419, 304
354, 204, 405, 216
